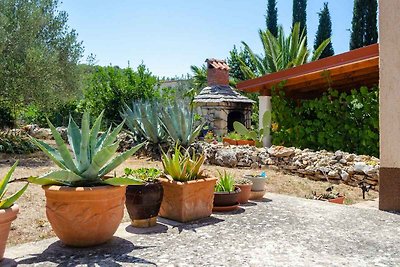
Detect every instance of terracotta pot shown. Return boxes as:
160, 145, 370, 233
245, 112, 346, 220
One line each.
213, 187, 241, 207
244, 175, 267, 191
235, 184, 252, 204
43, 185, 125, 247
125, 181, 164, 228
236, 140, 256, 146
328, 196, 345, 204
159, 177, 217, 222
0, 205, 19, 260
222, 137, 237, 146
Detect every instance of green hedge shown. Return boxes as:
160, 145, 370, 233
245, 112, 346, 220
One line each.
271, 86, 379, 157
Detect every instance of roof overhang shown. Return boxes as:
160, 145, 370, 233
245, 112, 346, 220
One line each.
237, 44, 379, 98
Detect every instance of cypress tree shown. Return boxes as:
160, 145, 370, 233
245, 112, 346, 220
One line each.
350, 0, 378, 50
314, 2, 334, 58
292, 0, 307, 46
266, 0, 278, 37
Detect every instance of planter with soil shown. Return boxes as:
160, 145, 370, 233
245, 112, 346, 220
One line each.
234, 178, 253, 204
308, 186, 345, 205
212, 171, 241, 212
236, 139, 256, 146
222, 137, 237, 146
244, 174, 267, 191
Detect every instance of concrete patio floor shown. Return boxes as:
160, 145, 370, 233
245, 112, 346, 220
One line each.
4, 193, 400, 267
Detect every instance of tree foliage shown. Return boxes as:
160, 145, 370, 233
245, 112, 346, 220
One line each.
292, 0, 307, 47
0, 0, 83, 115
314, 2, 334, 59
266, 0, 278, 38
350, 0, 378, 50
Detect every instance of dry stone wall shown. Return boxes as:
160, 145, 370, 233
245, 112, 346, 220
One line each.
194, 142, 379, 189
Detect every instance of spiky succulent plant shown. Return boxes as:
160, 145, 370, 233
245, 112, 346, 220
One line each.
0, 161, 28, 209
29, 111, 144, 187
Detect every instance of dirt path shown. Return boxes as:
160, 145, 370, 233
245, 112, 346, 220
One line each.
0, 152, 378, 246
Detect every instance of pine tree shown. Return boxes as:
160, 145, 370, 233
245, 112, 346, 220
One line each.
292, 0, 307, 46
314, 3, 334, 58
266, 0, 278, 37
350, 0, 378, 50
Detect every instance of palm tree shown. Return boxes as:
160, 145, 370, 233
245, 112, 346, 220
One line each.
190, 65, 207, 90
240, 22, 331, 79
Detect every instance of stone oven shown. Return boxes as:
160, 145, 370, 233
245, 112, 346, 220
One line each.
193, 59, 254, 136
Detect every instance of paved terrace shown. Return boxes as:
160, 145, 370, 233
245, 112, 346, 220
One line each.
4, 193, 400, 267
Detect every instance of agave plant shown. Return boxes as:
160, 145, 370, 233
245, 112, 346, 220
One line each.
29, 111, 144, 186
0, 161, 28, 209
120, 101, 167, 145
159, 101, 203, 147
215, 170, 235, 192
240, 22, 331, 79
161, 145, 205, 182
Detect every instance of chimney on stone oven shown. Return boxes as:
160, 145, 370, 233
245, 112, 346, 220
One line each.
206, 58, 230, 86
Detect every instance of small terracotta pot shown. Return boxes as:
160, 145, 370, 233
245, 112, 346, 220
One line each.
125, 181, 164, 228
235, 184, 252, 204
236, 140, 256, 146
222, 138, 237, 146
43, 185, 126, 247
213, 187, 241, 207
328, 196, 345, 204
0, 205, 19, 260
159, 177, 217, 223
244, 175, 267, 191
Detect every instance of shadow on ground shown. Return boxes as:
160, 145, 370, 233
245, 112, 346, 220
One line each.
125, 223, 168, 235
159, 216, 224, 233
15, 237, 155, 267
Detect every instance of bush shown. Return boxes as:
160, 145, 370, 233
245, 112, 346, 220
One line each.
0, 104, 15, 129
271, 86, 379, 157
0, 131, 37, 154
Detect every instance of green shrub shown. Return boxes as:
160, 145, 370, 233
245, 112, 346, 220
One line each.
0, 104, 15, 129
271, 86, 379, 157
0, 131, 37, 154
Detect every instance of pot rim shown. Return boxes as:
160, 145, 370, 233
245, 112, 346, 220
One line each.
42, 185, 125, 192
235, 183, 253, 187
0, 204, 19, 215
243, 175, 267, 179
214, 187, 241, 195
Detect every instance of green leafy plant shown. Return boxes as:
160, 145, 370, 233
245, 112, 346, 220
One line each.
0, 161, 28, 209
215, 171, 235, 192
123, 167, 161, 183
161, 145, 205, 182
0, 131, 37, 154
233, 110, 272, 147
28, 111, 144, 186
204, 131, 214, 142
120, 101, 167, 144
226, 132, 241, 140
159, 101, 203, 147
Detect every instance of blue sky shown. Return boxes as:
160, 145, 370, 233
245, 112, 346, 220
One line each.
60, 0, 355, 77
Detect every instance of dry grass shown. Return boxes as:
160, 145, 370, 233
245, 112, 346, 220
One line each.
0, 152, 378, 247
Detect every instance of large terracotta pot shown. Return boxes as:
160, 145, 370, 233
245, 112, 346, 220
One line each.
236, 140, 256, 146
0, 204, 19, 260
222, 138, 237, 146
213, 187, 241, 207
43, 185, 125, 247
125, 182, 164, 228
158, 177, 217, 223
236, 184, 252, 204
244, 175, 267, 191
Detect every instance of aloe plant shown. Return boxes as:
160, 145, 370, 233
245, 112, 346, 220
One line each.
29, 111, 144, 186
233, 111, 271, 147
161, 145, 205, 182
159, 102, 203, 147
215, 171, 235, 192
0, 161, 28, 209
120, 101, 167, 144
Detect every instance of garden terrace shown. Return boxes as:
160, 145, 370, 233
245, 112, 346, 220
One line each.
237, 44, 379, 99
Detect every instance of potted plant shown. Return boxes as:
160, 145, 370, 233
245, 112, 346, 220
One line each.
159, 145, 217, 222
244, 172, 268, 191
213, 171, 241, 211
308, 186, 345, 204
124, 167, 164, 228
234, 177, 253, 204
233, 111, 271, 147
236, 135, 256, 146
28, 111, 144, 247
204, 131, 215, 143
0, 161, 28, 260
223, 132, 240, 145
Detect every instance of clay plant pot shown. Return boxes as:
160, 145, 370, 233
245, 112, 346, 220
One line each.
43, 185, 126, 247
244, 175, 267, 191
222, 137, 237, 146
213, 187, 241, 207
328, 196, 345, 204
235, 184, 252, 204
236, 140, 256, 146
0, 205, 19, 260
125, 181, 164, 228
158, 177, 217, 223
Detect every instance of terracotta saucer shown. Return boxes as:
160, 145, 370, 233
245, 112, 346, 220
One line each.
212, 202, 240, 212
